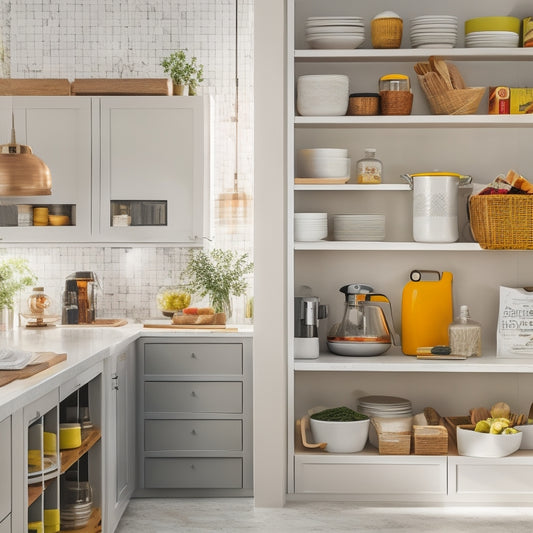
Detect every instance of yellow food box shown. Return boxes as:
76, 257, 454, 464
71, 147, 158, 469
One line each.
510, 88, 533, 114
523, 17, 533, 47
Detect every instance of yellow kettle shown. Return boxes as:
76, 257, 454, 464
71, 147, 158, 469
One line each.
401, 270, 453, 356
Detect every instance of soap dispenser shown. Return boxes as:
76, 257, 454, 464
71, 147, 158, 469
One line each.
449, 305, 481, 357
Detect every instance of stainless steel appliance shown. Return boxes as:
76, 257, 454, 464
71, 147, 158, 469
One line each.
294, 295, 328, 359
63, 271, 101, 324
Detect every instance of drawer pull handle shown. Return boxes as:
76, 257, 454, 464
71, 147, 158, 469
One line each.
190, 464, 195, 470
191, 391, 196, 397
191, 429, 197, 435
191, 352, 196, 358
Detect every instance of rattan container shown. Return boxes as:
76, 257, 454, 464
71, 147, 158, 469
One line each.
469, 194, 533, 249
348, 93, 380, 116
413, 425, 448, 455
371, 17, 403, 49
379, 90, 413, 115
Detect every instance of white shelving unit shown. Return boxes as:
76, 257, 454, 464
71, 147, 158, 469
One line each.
287, 0, 533, 502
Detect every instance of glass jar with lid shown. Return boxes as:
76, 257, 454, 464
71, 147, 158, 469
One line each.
379, 74, 410, 92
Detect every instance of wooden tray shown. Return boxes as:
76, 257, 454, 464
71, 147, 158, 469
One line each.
143, 323, 238, 331
0, 79, 71, 95
71, 78, 172, 95
0, 352, 67, 387
59, 319, 127, 327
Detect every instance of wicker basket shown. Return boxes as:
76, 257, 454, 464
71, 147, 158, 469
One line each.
379, 90, 413, 115
421, 84, 486, 115
469, 194, 533, 249
378, 431, 411, 455
371, 18, 403, 49
413, 425, 448, 455
348, 93, 380, 116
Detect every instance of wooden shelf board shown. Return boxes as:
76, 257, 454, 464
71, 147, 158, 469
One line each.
60, 427, 101, 474
27, 479, 53, 507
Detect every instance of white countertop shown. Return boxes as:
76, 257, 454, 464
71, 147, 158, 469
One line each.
0, 322, 253, 420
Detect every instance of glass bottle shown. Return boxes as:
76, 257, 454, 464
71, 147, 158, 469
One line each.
356, 148, 382, 184
449, 305, 481, 357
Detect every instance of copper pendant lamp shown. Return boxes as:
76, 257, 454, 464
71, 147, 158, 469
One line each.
0, 113, 51, 196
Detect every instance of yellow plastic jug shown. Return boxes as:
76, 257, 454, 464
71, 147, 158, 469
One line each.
401, 270, 453, 356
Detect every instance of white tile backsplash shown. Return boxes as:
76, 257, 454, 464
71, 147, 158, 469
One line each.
0, 0, 254, 322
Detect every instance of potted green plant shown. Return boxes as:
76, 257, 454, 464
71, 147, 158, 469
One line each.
181, 248, 253, 318
0, 257, 37, 330
160, 50, 204, 96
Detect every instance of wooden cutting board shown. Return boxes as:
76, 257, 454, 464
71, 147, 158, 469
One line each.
71, 78, 172, 95
0, 79, 71, 95
0, 352, 67, 387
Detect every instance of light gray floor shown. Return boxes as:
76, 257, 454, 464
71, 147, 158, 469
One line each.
116, 498, 533, 532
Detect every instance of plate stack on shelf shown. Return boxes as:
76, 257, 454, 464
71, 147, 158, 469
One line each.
409, 15, 458, 48
305, 16, 366, 49
294, 212, 328, 242
332, 214, 385, 241
464, 16, 520, 48
61, 480, 93, 530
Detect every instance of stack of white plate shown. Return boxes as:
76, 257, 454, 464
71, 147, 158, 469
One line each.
332, 214, 385, 241
298, 148, 350, 179
294, 212, 328, 242
465, 30, 519, 48
409, 15, 458, 48
357, 395, 413, 418
305, 16, 366, 49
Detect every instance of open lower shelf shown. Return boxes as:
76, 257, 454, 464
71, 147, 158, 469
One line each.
60, 427, 101, 474
293, 351, 533, 373
28, 479, 53, 507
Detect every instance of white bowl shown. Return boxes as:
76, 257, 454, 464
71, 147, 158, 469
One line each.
310, 416, 370, 453
456, 425, 522, 457
306, 34, 366, 50
299, 148, 348, 159
299, 156, 351, 178
514, 424, 533, 449
297, 75, 349, 116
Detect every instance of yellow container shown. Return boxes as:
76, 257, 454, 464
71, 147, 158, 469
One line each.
401, 270, 453, 355
44, 508, 60, 533
28, 521, 44, 533
59, 423, 82, 449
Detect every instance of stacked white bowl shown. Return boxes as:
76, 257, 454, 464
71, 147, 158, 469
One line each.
332, 214, 385, 241
305, 16, 366, 49
294, 212, 328, 242
465, 17, 520, 48
409, 15, 458, 48
298, 148, 350, 179
297, 75, 349, 116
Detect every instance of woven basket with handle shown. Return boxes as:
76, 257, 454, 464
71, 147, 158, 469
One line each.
469, 194, 533, 249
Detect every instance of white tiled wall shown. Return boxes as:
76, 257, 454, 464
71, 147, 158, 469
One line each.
0, 0, 254, 322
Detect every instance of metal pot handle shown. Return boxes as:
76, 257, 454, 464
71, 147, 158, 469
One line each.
400, 173, 413, 188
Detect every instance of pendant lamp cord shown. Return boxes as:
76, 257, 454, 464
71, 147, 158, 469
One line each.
10, 111, 15, 144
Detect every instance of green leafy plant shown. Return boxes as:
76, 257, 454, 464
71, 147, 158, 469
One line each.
0, 257, 37, 309
181, 248, 253, 315
160, 50, 204, 94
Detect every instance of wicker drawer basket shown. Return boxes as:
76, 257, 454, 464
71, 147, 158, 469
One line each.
469, 194, 533, 250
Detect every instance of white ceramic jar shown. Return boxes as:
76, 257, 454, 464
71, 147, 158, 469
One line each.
296, 75, 349, 116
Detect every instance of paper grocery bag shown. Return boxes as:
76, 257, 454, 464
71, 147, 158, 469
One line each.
497, 286, 533, 358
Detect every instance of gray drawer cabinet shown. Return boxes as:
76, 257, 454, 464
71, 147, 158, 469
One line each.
136, 336, 253, 497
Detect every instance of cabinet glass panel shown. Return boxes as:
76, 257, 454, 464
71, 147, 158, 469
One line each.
110, 199, 167, 227
0, 203, 76, 227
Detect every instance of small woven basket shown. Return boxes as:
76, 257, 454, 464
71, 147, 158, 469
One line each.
371, 18, 403, 49
422, 85, 486, 115
469, 194, 533, 250
413, 425, 448, 455
348, 93, 380, 116
379, 90, 413, 115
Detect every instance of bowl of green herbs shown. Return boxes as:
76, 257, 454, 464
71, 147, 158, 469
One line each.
310, 406, 369, 453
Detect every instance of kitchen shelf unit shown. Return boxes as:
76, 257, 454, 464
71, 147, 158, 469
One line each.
287, 0, 533, 502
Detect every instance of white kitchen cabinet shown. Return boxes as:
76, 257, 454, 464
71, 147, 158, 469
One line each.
0, 417, 11, 525
0, 96, 92, 242
105, 344, 136, 533
0, 95, 211, 245
287, 0, 533, 502
135, 337, 253, 497
96, 96, 210, 244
